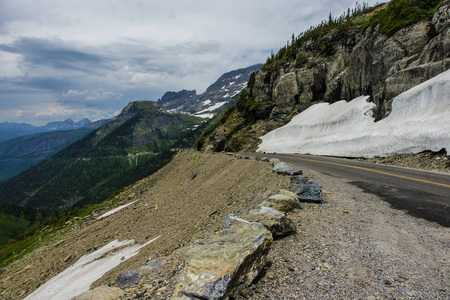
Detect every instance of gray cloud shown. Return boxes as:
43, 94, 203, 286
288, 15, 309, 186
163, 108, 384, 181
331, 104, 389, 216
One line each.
0, 0, 380, 125
0, 37, 108, 73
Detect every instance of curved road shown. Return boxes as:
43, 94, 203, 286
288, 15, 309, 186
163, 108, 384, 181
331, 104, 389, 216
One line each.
246, 153, 450, 227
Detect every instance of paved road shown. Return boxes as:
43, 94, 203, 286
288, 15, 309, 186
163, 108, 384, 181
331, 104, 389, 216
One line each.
246, 153, 450, 227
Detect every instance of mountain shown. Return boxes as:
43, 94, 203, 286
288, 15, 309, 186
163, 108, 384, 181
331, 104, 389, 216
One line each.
0, 119, 109, 183
0, 118, 94, 142
0, 122, 41, 142
0, 64, 263, 202
0, 127, 102, 183
39, 118, 92, 131
158, 64, 262, 117
200, 0, 450, 152
0, 102, 203, 211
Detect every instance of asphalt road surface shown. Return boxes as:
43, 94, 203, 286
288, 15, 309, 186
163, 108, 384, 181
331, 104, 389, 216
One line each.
246, 153, 450, 227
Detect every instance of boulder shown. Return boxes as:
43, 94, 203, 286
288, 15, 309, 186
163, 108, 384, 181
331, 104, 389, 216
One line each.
272, 162, 293, 173
259, 194, 296, 212
73, 286, 126, 300
294, 180, 322, 202
244, 207, 296, 237
276, 169, 303, 176
268, 158, 281, 166
277, 189, 302, 209
172, 215, 272, 299
290, 176, 308, 190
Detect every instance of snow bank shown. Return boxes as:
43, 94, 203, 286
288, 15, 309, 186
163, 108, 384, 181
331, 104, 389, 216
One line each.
25, 236, 160, 300
96, 200, 138, 220
258, 70, 450, 158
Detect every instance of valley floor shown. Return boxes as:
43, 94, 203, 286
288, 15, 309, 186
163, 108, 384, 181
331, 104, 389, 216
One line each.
0, 151, 448, 299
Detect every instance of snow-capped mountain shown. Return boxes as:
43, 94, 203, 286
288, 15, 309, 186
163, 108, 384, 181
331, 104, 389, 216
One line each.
158, 64, 262, 118
258, 69, 450, 158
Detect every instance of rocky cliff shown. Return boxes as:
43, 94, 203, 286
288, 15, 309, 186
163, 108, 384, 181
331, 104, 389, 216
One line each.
203, 0, 450, 152
158, 64, 262, 117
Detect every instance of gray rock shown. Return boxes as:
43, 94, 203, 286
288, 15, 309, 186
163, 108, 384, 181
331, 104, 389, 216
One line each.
290, 176, 308, 191
116, 260, 163, 288
245, 207, 296, 237
187, 172, 197, 182
268, 158, 281, 166
259, 191, 274, 201
275, 169, 304, 176
222, 213, 266, 233
272, 162, 293, 173
259, 194, 296, 212
73, 286, 126, 300
172, 215, 272, 300
295, 180, 322, 202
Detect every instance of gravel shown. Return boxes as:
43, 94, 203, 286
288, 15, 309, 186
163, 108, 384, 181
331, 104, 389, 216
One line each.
357, 151, 450, 173
247, 168, 449, 300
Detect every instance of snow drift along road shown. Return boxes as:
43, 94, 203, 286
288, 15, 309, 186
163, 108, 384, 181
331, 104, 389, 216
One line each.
258, 69, 450, 158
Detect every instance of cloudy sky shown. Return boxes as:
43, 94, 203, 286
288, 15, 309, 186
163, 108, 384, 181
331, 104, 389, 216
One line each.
0, 0, 381, 125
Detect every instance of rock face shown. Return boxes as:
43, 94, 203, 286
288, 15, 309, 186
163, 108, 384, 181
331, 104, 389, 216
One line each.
158, 64, 263, 116
173, 215, 272, 299
203, 1, 450, 152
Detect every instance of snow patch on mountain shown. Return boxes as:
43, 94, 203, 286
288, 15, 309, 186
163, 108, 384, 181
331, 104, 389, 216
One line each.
202, 100, 211, 106
24, 236, 160, 300
258, 70, 450, 158
195, 102, 227, 115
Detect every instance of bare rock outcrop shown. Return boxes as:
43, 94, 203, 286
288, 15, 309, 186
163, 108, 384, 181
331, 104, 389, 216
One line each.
172, 215, 272, 299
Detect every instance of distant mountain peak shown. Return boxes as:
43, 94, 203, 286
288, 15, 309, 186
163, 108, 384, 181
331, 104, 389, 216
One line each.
157, 64, 263, 118
115, 101, 162, 119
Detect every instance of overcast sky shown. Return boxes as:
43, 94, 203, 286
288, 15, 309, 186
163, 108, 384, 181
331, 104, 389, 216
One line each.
0, 0, 381, 125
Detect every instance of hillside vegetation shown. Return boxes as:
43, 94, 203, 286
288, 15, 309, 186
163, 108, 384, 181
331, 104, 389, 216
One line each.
0, 102, 204, 211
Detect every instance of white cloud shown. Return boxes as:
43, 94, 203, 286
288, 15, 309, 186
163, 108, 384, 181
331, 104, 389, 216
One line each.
0, 0, 381, 125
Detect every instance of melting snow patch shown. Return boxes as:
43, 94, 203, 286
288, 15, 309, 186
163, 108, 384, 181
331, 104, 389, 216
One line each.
195, 113, 215, 119
258, 70, 450, 158
97, 200, 138, 220
24, 236, 160, 300
201, 99, 211, 106
195, 102, 227, 115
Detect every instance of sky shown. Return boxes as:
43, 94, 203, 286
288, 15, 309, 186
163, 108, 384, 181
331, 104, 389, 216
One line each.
0, 0, 381, 125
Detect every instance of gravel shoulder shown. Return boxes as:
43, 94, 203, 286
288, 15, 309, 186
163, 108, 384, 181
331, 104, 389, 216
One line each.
356, 151, 449, 173
248, 166, 449, 299
0, 151, 448, 299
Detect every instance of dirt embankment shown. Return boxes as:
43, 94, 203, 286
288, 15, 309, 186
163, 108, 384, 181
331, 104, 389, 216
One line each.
1, 151, 448, 299
0, 151, 290, 299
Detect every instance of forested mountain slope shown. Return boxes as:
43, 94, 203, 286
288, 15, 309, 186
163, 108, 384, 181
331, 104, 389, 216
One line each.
0, 102, 203, 211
